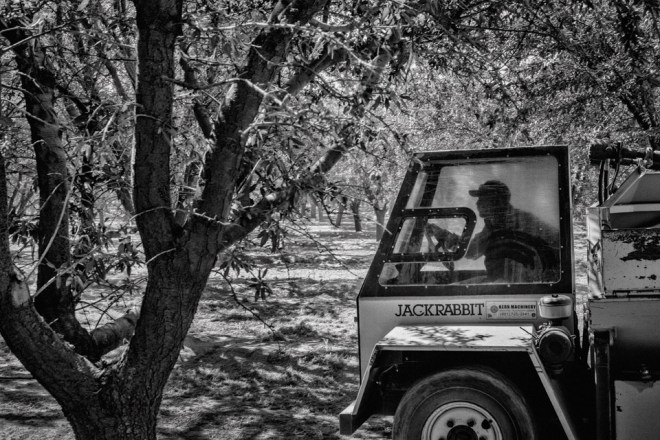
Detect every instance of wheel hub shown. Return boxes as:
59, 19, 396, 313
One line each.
421, 402, 502, 440
447, 425, 478, 440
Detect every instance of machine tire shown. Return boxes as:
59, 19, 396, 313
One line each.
392, 366, 538, 440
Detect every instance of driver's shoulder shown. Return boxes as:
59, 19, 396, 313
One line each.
512, 207, 553, 229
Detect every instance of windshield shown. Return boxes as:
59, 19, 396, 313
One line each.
379, 156, 561, 286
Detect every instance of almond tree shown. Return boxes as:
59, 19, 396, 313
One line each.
0, 0, 419, 437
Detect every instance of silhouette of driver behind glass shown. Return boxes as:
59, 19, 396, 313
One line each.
427, 179, 559, 282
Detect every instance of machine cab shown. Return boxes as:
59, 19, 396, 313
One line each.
343, 146, 576, 436
342, 146, 576, 435
340, 146, 576, 438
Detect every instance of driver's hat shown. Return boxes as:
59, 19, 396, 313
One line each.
469, 180, 511, 199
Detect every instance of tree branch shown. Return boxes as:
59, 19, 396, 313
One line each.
196, 0, 329, 221
0, 151, 102, 411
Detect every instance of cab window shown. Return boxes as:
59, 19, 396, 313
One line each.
379, 156, 561, 286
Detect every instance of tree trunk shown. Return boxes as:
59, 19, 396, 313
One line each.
374, 205, 387, 241
336, 196, 347, 226
309, 194, 317, 219
317, 201, 324, 221
1, 17, 99, 356
350, 199, 362, 232
57, 249, 212, 440
174, 149, 202, 226
0, 154, 131, 440
62, 388, 159, 440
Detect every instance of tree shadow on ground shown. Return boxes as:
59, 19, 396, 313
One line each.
0, 374, 72, 437
158, 337, 390, 440
159, 256, 389, 439
0, 222, 387, 439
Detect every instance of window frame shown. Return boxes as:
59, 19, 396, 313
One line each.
389, 207, 477, 262
358, 145, 574, 298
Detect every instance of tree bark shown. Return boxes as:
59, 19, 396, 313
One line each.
1, 17, 138, 362
350, 199, 362, 232
123, 5, 328, 436
0, 152, 114, 440
374, 206, 387, 241
197, 0, 328, 221
309, 194, 318, 219
1, 17, 99, 356
316, 199, 324, 221
336, 197, 346, 226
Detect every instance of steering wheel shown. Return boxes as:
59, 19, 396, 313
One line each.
424, 224, 456, 271
483, 231, 558, 282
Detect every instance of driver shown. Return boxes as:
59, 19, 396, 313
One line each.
466, 180, 559, 259
426, 180, 559, 281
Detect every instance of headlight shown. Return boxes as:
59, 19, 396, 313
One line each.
537, 325, 574, 375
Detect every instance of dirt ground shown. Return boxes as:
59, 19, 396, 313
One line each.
0, 216, 588, 440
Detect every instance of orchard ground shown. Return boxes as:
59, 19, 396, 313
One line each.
0, 215, 588, 440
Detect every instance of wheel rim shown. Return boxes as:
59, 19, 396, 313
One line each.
421, 401, 503, 440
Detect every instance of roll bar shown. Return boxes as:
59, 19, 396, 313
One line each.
589, 143, 660, 204
589, 143, 660, 170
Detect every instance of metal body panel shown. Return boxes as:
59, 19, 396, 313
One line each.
587, 168, 660, 299
605, 168, 660, 206
586, 165, 660, 439
601, 229, 660, 292
587, 206, 606, 299
593, 329, 614, 440
377, 324, 533, 351
615, 380, 660, 439
342, 324, 582, 439
341, 324, 535, 435
528, 346, 580, 440
339, 351, 378, 435
357, 295, 556, 377
609, 203, 660, 214
590, 298, 660, 372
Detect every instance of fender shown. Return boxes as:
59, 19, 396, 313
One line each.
340, 324, 581, 439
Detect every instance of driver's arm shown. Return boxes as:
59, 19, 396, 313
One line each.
425, 223, 460, 250
465, 230, 487, 259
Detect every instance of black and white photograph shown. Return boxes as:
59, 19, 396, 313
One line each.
1, 0, 660, 438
